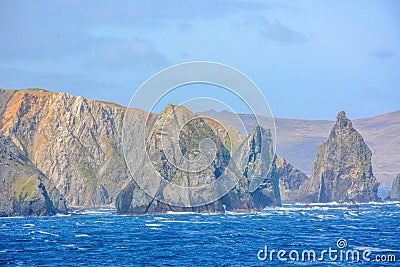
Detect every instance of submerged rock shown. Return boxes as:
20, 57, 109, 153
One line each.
298, 111, 380, 203
0, 136, 68, 217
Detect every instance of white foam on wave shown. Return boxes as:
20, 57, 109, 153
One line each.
153, 217, 168, 221
344, 215, 360, 221
294, 201, 340, 206
316, 214, 339, 220
75, 234, 90, 237
23, 223, 35, 227
165, 211, 198, 215
145, 223, 163, 227
192, 221, 221, 225
347, 211, 359, 216
55, 213, 71, 217
354, 246, 399, 252
38, 230, 59, 237
76, 209, 116, 215
161, 220, 190, 223
0, 216, 23, 219
368, 201, 400, 205
273, 204, 348, 212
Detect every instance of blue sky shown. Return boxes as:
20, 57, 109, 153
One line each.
0, 0, 399, 119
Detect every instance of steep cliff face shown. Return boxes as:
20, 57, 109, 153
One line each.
299, 111, 380, 203
0, 89, 142, 208
0, 136, 67, 217
234, 126, 281, 208
272, 156, 309, 204
387, 173, 400, 201
120, 104, 229, 213
0, 89, 262, 212
116, 106, 281, 214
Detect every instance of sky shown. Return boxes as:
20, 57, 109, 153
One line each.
0, 0, 399, 120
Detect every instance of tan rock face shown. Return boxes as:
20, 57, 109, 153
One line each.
0, 88, 293, 213
0, 136, 67, 216
299, 111, 380, 203
0, 89, 137, 208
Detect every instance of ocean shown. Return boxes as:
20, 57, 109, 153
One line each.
1, 203, 399, 266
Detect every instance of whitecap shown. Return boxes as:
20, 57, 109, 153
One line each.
75, 234, 90, 237
55, 213, 71, 217
354, 246, 399, 252
0, 216, 23, 219
38, 230, 59, 237
145, 223, 163, 227
150, 227, 162, 231
165, 211, 198, 215
23, 224, 35, 227
316, 214, 338, 219
256, 211, 272, 216
153, 217, 167, 221
78, 209, 115, 215
192, 221, 221, 225
161, 220, 190, 223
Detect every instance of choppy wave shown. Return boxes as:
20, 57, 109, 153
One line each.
0, 203, 399, 266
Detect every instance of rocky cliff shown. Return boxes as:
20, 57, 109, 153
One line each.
0, 89, 282, 213
272, 156, 309, 203
298, 111, 380, 203
387, 173, 400, 201
234, 126, 281, 207
0, 136, 67, 216
116, 106, 281, 214
0, 88, 138, 208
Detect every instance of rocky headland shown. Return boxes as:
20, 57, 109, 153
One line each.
0, 89, 389, 216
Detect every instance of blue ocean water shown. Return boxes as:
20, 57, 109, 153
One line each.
1, 203, 399, 266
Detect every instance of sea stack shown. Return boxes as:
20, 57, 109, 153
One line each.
298, 111, 380, 203
387, 173, 400, 201
116, 106, 276, 214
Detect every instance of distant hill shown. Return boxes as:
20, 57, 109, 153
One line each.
202, 110, 400, 190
